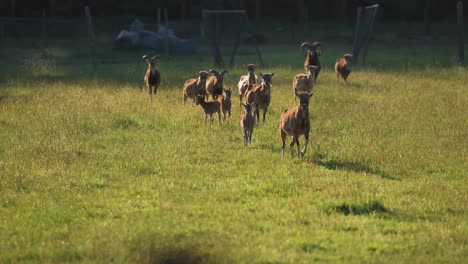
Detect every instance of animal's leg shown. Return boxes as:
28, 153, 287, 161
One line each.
204, 114, 208, 124
255, 107, 260, 127
242, 128, 247, 145
280, 129, 287, 157
147, 85, 153, 102
300, 133, 309, 157
295, 136, 301, 157
289, 136, 296, 157
262, 106, 268, 124
218, 112, 223, 125
239, 94, 243, 106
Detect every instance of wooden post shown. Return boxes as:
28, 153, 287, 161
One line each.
423, 0, 432, 36
361, 5, 379, 66
42, 10, 47, 47
164, 8, 169, 56
157, 8, 161, 31
10, 0, 15, 17
254, 40, 264, 67
230, 40, 239, 66
84, 6, 97, 69
352, 7, 363, 63
255, 0, 261, 21
49, 0, 56, 18
298, 0, 306, 24
457, 1, 464, 66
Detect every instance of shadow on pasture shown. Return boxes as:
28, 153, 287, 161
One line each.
130, 231, 229, 264
344, 82, 363, 89
133, 244, 211, 264
311, 152, 399, 180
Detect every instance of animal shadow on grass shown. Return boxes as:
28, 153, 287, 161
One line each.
135, 244, 209, 264
328, 199, 390, 216
311, 151, 398, 180
131, 233, 227, 264
345, 82, 363, 89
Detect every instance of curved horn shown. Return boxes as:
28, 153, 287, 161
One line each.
300, 42, 312, 55
312, 42, 324, 55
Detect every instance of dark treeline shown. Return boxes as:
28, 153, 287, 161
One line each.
1, 0, 466, 21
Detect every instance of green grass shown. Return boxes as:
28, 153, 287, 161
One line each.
0, 30, 467, 263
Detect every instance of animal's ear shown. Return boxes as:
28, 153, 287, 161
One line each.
243, 64, 248, 69
142, 55, 151, 64
221, 70, 228, 76
309, 92, 315, 98
152, 55, 160, 60
295, 92, 300, 97
270, 72, 275, 76
259, 73, 263, 77
241, 103, 246, 108
209, 69, 216, 74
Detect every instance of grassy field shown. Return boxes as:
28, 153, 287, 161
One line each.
0, 21, 467, 262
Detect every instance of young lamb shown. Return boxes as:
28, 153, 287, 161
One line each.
206, 69, 228, 100
217, 88, 232, 122
293, 65, 318, 100
245, 72, 274, 127
237, 64, 257, 105
335, 54, 353, 83
183, 71, 209, 103
240, 103, 255, 146
195, 95, 223, 125
280, 92, 314, 158
142, 55, 161, 102
300, 42, 323, 80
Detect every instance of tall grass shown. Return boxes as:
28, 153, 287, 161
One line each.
0, 38, 467, 263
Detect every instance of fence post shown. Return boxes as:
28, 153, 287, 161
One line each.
42, 10, 47, 47
361, 5, 379, 66
157, 8, 161, 31
457, 1, 464, 66
1, 21, 4, 40
84, 6, 97, 70
164, 8, 169, 57
353, 7, 363, 63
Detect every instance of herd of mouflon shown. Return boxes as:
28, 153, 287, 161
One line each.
142, 42, 353, 158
